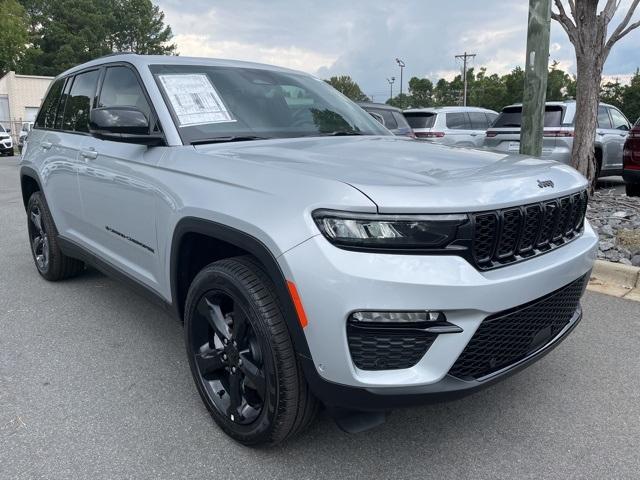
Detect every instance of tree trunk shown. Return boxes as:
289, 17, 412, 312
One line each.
573, 55, 603, 191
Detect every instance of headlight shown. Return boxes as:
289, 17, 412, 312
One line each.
312, 209, 468, 250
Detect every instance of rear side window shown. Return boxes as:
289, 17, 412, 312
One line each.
597, 106, 612, 128
35, 79, 64, 129
98, 66, 152, 121
468, 112, 488, 129
62, 69, 99, 132
404, 112, 436, 129
391, 111, 410, 129
609, 108, 630, 130
446, 112, 470, 130
493, 106, 564, 128
486, 112, 498, 127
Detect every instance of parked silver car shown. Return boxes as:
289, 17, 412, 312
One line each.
20, 54, 596, 445
484, 101, 631, 177
358, 102, 415, 137
403, 106, 498, 147
18, 121, 33, 153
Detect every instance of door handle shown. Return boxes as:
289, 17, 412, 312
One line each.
41, 142, 52, 150
81, 149, 98, 160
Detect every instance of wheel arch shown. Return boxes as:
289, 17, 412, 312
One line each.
20, 166, 42, 211
170, 217, 313, 360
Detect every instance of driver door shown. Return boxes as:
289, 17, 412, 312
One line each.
76, 64, 165, 290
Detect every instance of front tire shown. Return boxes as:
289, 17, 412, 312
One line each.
26, 192, 84, 280
184, 256, 318, 446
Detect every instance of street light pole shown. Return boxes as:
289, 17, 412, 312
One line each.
396, 58, 405, 97
387, 77, 395, 100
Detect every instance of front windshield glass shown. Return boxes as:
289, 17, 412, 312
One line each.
149, 64, 389, 144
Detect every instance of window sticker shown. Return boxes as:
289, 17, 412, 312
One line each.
157, 74, 235, 126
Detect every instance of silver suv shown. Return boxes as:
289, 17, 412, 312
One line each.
484, 101, 631, 177
403, 106, 498, 147
20, 54, 597, 445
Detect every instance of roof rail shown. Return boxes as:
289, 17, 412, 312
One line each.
94, 51, 136, 60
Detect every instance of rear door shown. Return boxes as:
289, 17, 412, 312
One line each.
605, 107, 631, 172
76, 64, 165, 290
444, 112, 475, 146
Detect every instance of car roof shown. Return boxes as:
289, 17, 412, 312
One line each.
56, 53, 309, 80
501, 100, 614, 110
358, 102, 403, 112
403, 106, 498, 114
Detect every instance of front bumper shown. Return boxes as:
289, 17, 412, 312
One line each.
0, 142, 13, 153
281, 220, 597, 407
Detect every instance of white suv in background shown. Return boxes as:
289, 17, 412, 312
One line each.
484, 101, 631, 177
404, 106, 498, 147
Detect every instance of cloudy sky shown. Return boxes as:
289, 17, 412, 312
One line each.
158, 0, 640, 101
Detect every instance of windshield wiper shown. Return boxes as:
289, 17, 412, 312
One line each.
191, 135, 271, 145
320, 131, 364, 136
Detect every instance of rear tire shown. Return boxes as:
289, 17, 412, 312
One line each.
26, 192, 85, 281
184, 256, 318, 446
626, 183, 640, 197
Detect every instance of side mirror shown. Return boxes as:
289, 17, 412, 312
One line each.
89, 107, 164, 146
6, 128, 10, 133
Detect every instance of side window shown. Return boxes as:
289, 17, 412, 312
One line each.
34, 78, 64, 129
486, 113, 498, 127
446, 112, 470, 130
597, 106, 612, 129
609, 108, 630, 130
62, 70, 99, 132
372, 109, 398, 129
468, 112, 488, 129
54, 78, 72, 130
98, 66, 151, 121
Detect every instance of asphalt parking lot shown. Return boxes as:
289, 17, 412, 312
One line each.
1, 157, 640, 480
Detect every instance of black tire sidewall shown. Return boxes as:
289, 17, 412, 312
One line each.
184, 263, 281, 444
26, 192, 53, 278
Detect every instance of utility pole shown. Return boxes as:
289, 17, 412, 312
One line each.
520, 0, 551, 157
454, 51, 476, 106
395, 58, 405, 96
387, 77, 395, 101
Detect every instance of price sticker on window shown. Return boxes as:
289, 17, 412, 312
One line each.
158, 73, 235, 126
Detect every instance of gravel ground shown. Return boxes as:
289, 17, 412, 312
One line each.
587, 188, 640, 266
2, 158, 640, 479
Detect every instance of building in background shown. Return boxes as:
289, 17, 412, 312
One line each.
0, 72, 53, 141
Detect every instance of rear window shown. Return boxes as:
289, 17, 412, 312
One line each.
404, 112, 436, 129
369, 108, 398, 129
493, 106, 564, 128
391, 111, 411, 130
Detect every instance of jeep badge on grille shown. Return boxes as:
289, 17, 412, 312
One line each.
537, 179, 554, 188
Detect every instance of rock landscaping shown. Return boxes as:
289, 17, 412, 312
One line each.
587, 189, 640, 266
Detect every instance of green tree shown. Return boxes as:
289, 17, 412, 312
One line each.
109, 0, 176, 54
547, 61, 572, 101
600, 79, 625, 110
324, 76, 369, 102
17, 0, 176, 75
407, 77, 433, 107
386, 93, 411, 109
622, 69, 640, 124
433, 78, 458, 106
469, 67, 507, 111
0, 0, 29, 73
502, 67, 525, 106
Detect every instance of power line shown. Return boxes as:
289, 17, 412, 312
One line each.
454, 51, 476, 106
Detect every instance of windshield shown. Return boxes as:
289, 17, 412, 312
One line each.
149, 64, 389, 144
404, 112, 436, 129
493, 106, 564, 128
0, 124, 5, 133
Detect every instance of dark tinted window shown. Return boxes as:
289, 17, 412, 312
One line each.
468, 112, 489, 129
493, 105, 564, 128
98, 66, 151, 121
369, 108, 397, 129
391, 111, 411, 130
446, 112, 470, 130
404, 112, 436, 129
35, 79, 64, 129
54, 78, 72, 130
62, 70, 99, 132
597, 106, 612, 128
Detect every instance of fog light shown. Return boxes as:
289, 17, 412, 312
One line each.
350, 311, 445, 323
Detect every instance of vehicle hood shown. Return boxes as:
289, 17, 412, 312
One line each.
195, 136, 588, 213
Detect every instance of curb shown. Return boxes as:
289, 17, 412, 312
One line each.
588, 259, 640, 300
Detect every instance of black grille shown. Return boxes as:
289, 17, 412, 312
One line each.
347, 324, 436, 371
449, 274, 588, 380
471, 190, 588, 270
